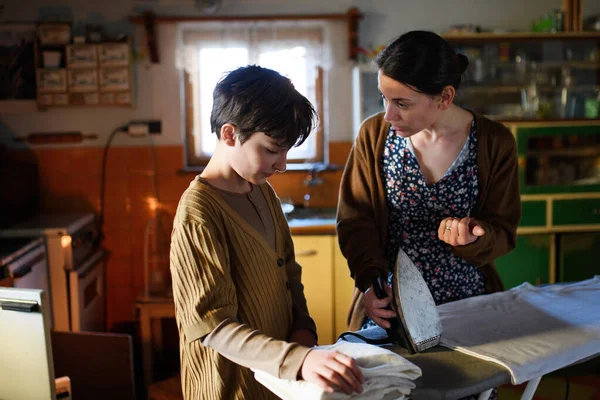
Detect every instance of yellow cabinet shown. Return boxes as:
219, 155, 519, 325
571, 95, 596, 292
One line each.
293, 235, 334, 344
333, 242, 356, 340
292, 235, 356, 344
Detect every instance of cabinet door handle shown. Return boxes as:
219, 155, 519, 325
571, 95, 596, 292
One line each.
296, 250, 317, 257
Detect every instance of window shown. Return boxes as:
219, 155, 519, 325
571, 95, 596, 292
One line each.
178, 21, 327, 167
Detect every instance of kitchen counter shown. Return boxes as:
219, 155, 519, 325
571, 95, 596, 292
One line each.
286, 207, 337, 235
288, 217, 336, 235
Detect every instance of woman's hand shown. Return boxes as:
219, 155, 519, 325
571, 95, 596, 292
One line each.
300, 349, 364, 395
289, 329, 317, 347
363, 282, 396, 329
438, 217, 485, 246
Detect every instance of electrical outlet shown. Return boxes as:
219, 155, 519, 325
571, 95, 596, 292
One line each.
127, 120, 162, 136
148, 120, 162, 134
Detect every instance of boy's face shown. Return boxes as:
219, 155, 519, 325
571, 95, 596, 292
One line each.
230, 131, 288, 185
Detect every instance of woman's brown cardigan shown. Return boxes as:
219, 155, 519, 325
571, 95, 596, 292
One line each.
337, 112, 521, 331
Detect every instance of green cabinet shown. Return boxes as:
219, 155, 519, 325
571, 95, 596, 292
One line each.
496, 235, 551, 289
559, 232, 600, 282
553, 198, 600, 225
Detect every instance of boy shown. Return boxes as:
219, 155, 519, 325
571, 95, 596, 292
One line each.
170, 65, 363, 399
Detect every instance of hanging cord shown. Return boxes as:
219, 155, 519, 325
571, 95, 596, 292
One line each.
143, 135, 163, 297
98, 124, 128, 244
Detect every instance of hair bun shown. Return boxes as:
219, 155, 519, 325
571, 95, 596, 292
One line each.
457, 53, 469, 74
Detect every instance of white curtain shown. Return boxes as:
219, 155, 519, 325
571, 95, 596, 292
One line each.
176, 20, 328, 76
176, 20, 329, 160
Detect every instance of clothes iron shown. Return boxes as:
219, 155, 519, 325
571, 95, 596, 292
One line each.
373, 248, 442, 353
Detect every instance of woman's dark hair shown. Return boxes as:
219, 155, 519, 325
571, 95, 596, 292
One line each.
375, 30, 469, 95
210, 65, 317, 148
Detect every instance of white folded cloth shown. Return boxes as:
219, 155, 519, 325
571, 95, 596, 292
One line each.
254, 341, 422, 399
439, 276, 600, 384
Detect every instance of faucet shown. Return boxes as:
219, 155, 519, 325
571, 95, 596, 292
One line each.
303, 167, 324, 208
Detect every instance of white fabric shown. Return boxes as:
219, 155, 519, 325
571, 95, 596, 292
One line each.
439, 276, 600, 385
253, 341, 422, 399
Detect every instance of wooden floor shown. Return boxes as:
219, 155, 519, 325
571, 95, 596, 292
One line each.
148, 375, 183, 400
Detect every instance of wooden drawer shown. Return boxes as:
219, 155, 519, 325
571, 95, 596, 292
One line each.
552, 199, 600, 226
520, 200, 547, 227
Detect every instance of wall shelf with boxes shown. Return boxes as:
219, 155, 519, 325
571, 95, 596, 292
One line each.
34, 23, 134, 109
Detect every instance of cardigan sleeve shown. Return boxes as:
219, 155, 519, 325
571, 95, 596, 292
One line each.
170, 218, 238, 342
336, 117, 389, 292
202, 318, 312, 380
451, 124, 521, 265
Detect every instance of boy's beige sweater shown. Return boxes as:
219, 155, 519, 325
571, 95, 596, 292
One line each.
170, 180, 315, 399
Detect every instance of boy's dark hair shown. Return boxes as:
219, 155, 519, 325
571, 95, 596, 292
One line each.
210, 65, 317, 148
375, 30, 469, 95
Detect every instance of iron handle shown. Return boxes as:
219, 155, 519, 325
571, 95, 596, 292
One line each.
373, 276, 388, 299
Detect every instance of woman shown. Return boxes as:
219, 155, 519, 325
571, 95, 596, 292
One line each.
337, 30, 521, 334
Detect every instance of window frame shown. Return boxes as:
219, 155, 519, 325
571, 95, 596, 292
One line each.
183, 64, 325, 167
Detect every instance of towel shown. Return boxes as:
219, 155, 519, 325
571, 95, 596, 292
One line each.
439, 276, 600, 384
254, 341, 422, 399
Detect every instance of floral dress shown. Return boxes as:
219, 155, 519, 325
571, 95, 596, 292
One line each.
362, 121, 497, 400
363, 120, 485, 329
360, 121, 497, 400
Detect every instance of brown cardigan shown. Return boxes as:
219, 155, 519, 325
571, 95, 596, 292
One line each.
336, 112, 521, 331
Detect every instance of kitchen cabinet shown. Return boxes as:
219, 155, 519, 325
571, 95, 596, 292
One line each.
293, 235, 355, 345
558, 232, 600, 282
445, 32, 600, 122
495, 235, 552, 288
353, 33, 600, 125
494, 121, 600, 288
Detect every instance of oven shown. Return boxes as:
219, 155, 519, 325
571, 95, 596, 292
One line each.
0, 213, 106, 332
0, 238, 48, 293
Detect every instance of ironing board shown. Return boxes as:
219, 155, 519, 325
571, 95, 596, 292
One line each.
348, 277, 600, 400
352, 325, 598, 400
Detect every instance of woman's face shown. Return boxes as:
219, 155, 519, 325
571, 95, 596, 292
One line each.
378, 71, 443, 137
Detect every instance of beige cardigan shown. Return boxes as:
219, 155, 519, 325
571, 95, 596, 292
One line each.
170, 180, 314, 399
337, 112, 521, 331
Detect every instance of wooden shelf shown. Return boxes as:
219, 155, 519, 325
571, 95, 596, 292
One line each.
525, 145, 600, 158
443, 31, 600, 42
461, 84, 599, 94
491, 61, 600, 70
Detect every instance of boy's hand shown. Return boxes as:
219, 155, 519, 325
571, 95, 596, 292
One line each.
289, 329, 317, 347
300, 350, 364, 395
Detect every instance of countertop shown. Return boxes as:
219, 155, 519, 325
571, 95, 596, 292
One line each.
288, 217, 336, 235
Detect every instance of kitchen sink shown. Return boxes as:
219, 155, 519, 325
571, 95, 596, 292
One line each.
285, 207, 337, 221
